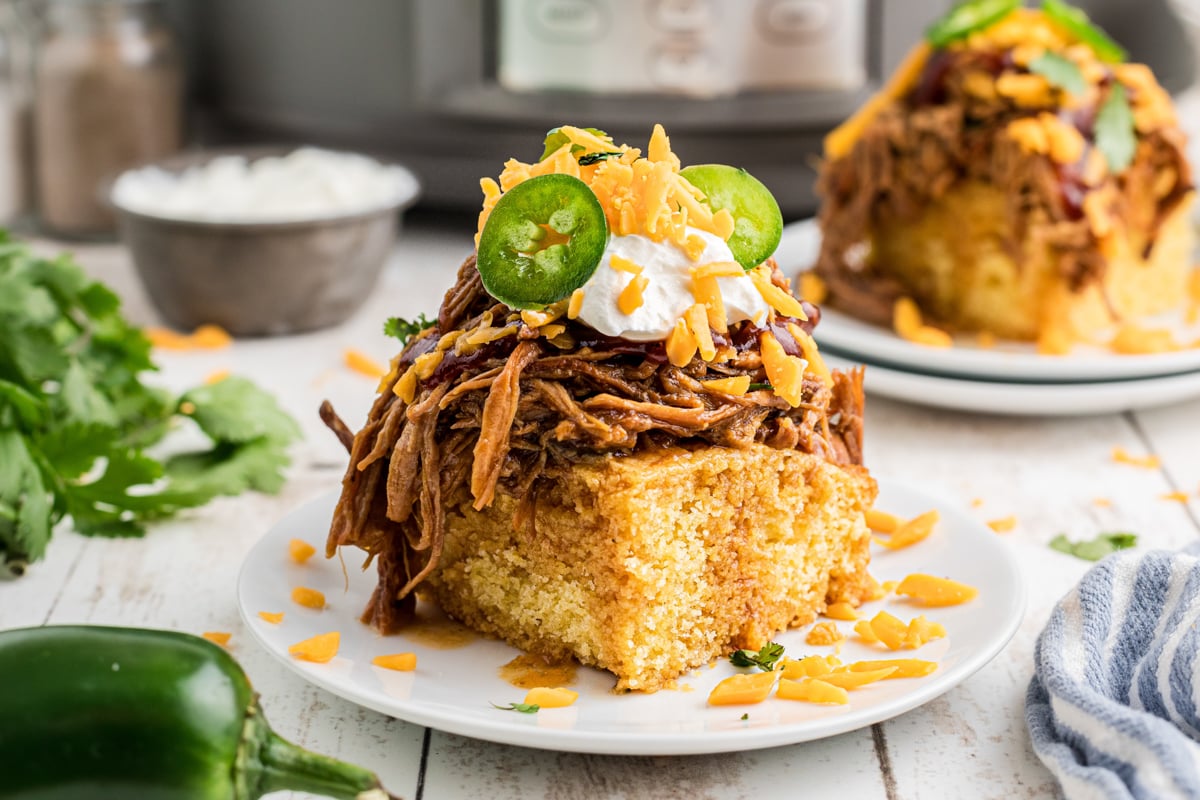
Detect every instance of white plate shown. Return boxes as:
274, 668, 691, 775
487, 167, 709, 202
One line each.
776, 219, 1200, 384
238, 480, 1024, 756
829, 353, 1200, 416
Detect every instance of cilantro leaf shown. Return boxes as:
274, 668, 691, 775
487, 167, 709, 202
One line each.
0, 233, 301, 575
1049, 531, 1137, 561
729, 642, 786, 672
1095, 84, 1136, 173
577, 151, 623, 166
491, 702, 540, 714
1028, 52, 1086, 95
178, 377, 301, 445
383, 314, 434, 346
539, 126, 613, 161
747, 382, 773, 392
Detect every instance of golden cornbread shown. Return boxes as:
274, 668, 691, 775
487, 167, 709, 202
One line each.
871, 183, 1195, 341
423, 443, 876, 692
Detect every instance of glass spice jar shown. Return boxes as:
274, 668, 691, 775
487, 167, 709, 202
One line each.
33, 0, 182, 237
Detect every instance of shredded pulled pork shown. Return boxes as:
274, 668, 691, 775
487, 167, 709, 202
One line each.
323, 256, 866, 633
816, 47, 1193, 326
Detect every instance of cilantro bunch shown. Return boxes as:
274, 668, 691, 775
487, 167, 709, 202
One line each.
0, 233, 300, 576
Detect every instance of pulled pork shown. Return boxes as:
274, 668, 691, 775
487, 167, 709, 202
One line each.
323, 255, 866, 633
816, 48, 1193, 326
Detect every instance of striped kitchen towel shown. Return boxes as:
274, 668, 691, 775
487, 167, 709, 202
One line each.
1027, 547, 1200, 799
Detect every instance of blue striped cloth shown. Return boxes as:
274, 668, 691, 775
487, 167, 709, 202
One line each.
1027, 548, 1200, 799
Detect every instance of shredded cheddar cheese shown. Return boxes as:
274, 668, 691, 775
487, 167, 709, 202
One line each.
288, 538, 316, 564
567, 288, 586, 319
987, 516, 1018, 533
684, 233, 708, 261
1162, 491, 1191, 503
707, 671, 778, 706
258, 611, 284, 625
892, 297, 952, 348
701, 375, 751, 395
524, 686, 579, 709
780, 655, 841, 680
824, 602, 859, 621
776, 677, 848, 705
291, 586, 326, 610
749, 265, 807, 320
819, 666, 898, 690
665, 318, 698, 367
1109, 324, 1181, 355
855, 611, 946, 651
894, 574, 979, 607
204, 369, 230, 385
684, 303, 716, 361
848, 659, 937, 679
874, 509, 939, 550
824, 41, 931, 159
618, 273, 650, 315
1112, 447, 1161, 469
372, 653, 418, 672
344, 348, 386, 379
146, 324, 233, 351
202, 631, 232, 647
288, 631, 340, 663
759, 331, 807, 408
798, 272, 828, 305
609, 254, 644, 274
866, 509, 900, 534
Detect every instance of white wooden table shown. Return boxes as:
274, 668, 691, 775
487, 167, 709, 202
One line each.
4, 215, 1200, 800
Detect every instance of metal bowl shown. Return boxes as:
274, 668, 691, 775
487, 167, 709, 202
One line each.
110, 148, 420, 337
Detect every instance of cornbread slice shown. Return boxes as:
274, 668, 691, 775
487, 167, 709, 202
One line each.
423, 443, 876, 692
869, 182, 1195, 341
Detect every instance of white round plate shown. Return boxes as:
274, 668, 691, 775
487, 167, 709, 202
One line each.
829, 353, 1200, 416
238, 480, 1024, 756
776, 219, 1200, 384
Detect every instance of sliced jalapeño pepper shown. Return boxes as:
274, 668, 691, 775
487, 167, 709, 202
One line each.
476, 173, 609, 309
679, 164, 783, 271
925, 0, 1020, 48
1042, 0, 1126, 63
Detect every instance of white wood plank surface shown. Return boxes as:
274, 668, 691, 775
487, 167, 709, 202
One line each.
3, 221, 1199, 800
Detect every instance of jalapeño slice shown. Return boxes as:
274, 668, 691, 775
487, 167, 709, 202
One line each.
925, 0, 1020, 48
1042, 0, 1126, 63
680, 164, 783, 271
476, 173, 609, 309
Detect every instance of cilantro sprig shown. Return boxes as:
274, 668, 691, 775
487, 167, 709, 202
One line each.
0, 232, 299, 575
1095, 84, 1137, 173
1028, 52, 1086, 96
383, 313, 434, 346
491, 702, 540, 714
729, 642, 786, 672
1049, 531, 1137, 561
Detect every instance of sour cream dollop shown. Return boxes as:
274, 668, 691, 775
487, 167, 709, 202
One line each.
575, 228, 769, 341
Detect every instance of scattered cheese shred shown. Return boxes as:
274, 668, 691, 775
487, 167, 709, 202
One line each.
780, 655, 841, 680
146, 324, 233, 351
618, 273, 650, 315
691, 261, 744, 280
258, 611, 284, 625
819, 666, 898, 690
684, 234, 708, 261
892, 297, 952, 348
824, 41, 931, 159
865, 509, 900, 534
372, 653, 418, 672
1162, 491, 1191, 503
291, 586, 326, 610
701, 375, 751, 395
824, 601, 859, 621
848, 659, 938, 679
894, 573, 980, 607
987, 516, 1018, 533
976, 332, 997, 349
806, 621, 844, 646
707, 671, 778, 706
1112, 447, 1161, 469
204, 369, 230, 385
202, 631, 231, 647
874, 509, 939, 550
1109, 324, 1181, 355
288, 538, 317, 564
788, 324, 833, 388
524, 686, 579, 709
776, 677, 848, 705
344, 348, 386, 379
393, 367, 418, 403
1094, 497, 1113, 507
690, 274, 728, 333
855, 611, 946, 651
288, 631, 340, 663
